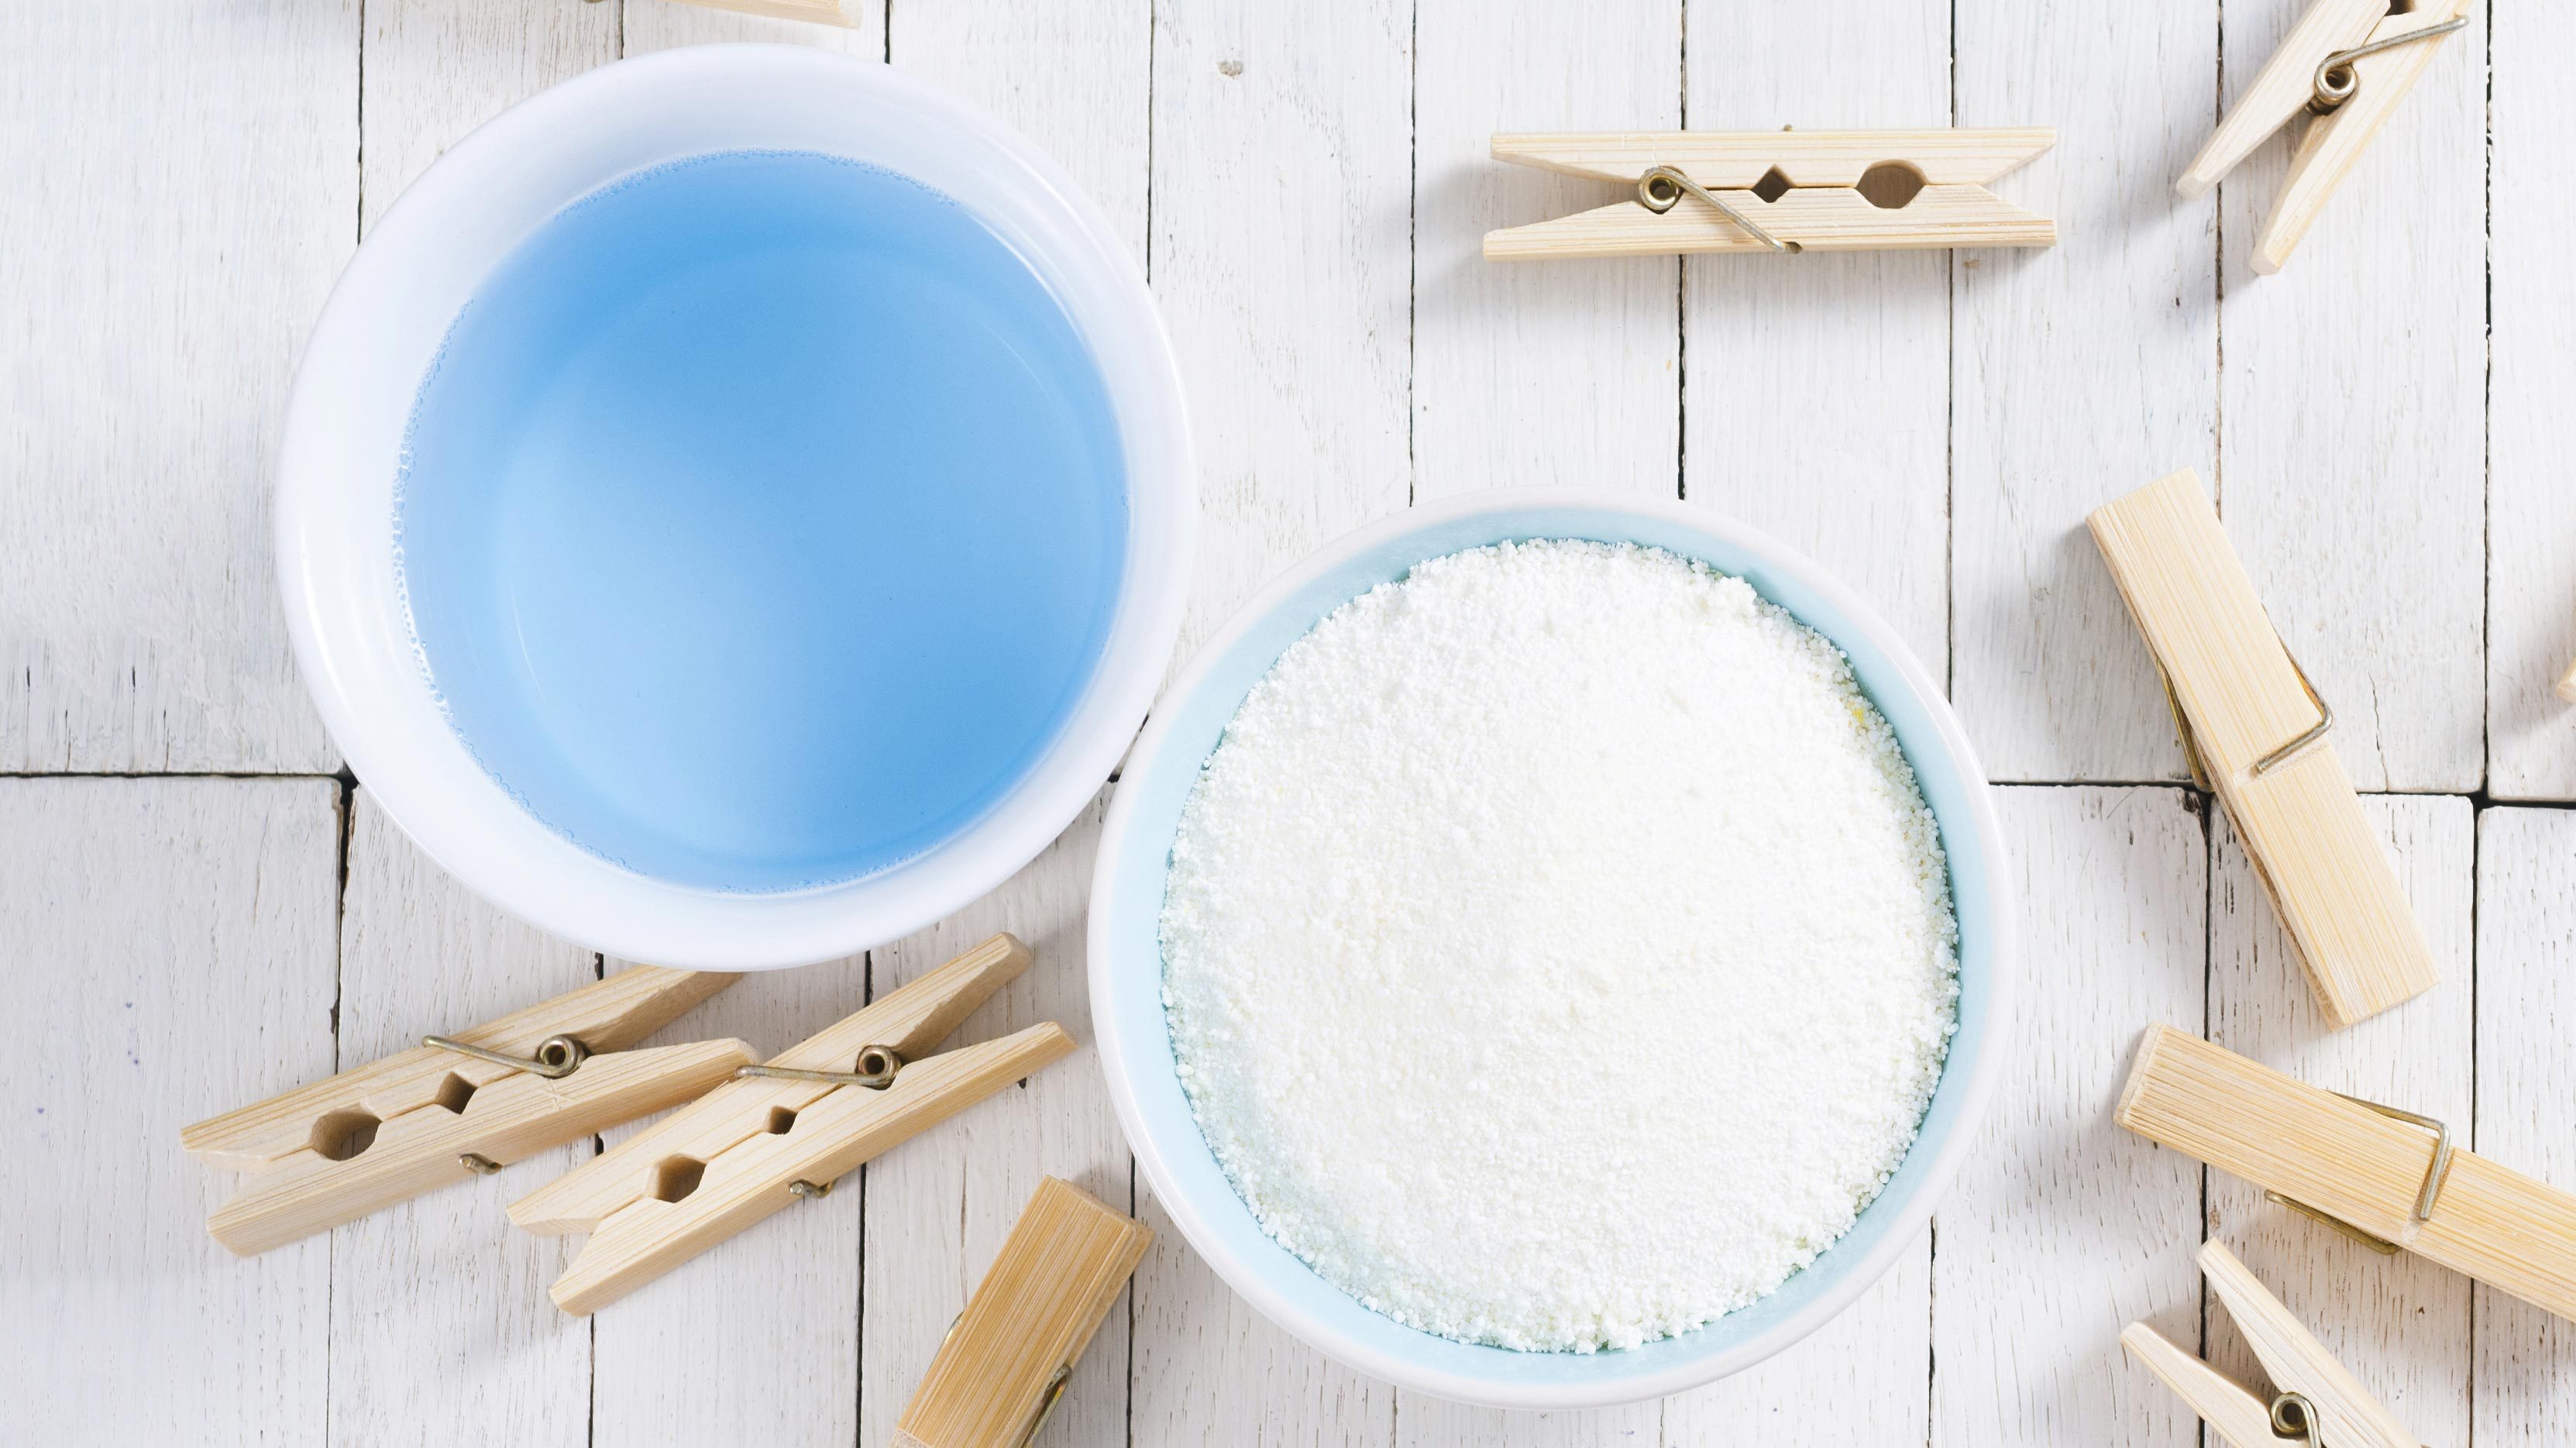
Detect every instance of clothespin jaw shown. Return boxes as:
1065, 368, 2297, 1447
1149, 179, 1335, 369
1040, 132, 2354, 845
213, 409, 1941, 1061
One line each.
2089, 470, 2437, 1027
892, 1178, 1152, 1448
180, 965, 746, 1256
2117, 1023, 2576, 1323
510, 933, 1078, 1316
1482, 129, 2057, 260
2175, 0, 2476, 272
2122, 1240, 2416, 1448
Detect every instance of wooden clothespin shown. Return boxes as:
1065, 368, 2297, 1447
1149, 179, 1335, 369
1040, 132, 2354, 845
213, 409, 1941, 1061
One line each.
181, 966, 748, 1256
2122, 1239, 2417, 1448
2175, 0, 2475, 273
509, 933, 1075, 1314
892, 1178, 1152, 1448
2117, 1023, 2576, 1322
2089, 470, 2437, 1027
1481, 129, 2057, 260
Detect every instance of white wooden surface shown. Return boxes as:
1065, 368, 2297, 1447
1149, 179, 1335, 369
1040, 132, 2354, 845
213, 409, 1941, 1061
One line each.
5, 0, 2572, 1442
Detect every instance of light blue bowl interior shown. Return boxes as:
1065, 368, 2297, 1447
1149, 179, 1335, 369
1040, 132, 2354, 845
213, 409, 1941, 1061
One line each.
1099, 504, 1999, 1394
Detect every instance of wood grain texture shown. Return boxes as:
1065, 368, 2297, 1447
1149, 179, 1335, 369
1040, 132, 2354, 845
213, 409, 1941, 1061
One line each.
1664, 1245, 1930, 1443
0, 779, 340, 1443
861, 800, 1140, 1448
589, 955, 872, 1447
1135, 2, 1411, 1432
0, 2, 353, 772
326, 791, 598, 1448
1931, 786, 2209, 1447
2206, 794, 2472, 1446
2215, 0, 2485, 793
889, 0, 1147, 265
359, 0, 615, 237
1150, 0, 1413, 666
1413, 0, 1677, 499
2487, 0, 2576, 800
1681, 0, 1953, 790
1666, 4, 1950, 1436
1950, 0, 2217, 782
2472, 809, 2576, 1441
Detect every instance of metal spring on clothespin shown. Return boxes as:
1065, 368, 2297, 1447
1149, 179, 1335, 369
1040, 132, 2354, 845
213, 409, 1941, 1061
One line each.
2261, 1090, 2457, 1255
2309, 15, 2471, 112
1632, 164, 1797, 253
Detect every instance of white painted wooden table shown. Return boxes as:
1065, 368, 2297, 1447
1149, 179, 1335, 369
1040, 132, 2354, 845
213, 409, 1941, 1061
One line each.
5, 0, 2573, 1442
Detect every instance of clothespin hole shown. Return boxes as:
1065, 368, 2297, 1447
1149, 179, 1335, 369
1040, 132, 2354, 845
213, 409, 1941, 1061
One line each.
312, 1108, 380, 1162
431, 1071, 476, 1116
651, 1155, 707, 1204
1855, 162, 1927, 210
1642, 173, 1683, 209
1750, 166, 1794, 204
765, 1106, 798, 1135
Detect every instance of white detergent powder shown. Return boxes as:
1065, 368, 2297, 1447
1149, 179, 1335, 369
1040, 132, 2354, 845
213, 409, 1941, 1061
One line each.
1159, 539, 1958, 1353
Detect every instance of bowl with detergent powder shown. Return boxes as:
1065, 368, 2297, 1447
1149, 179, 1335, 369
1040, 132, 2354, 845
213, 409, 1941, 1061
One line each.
1090, 490, 2009, 1407
277, 46, 1192, 968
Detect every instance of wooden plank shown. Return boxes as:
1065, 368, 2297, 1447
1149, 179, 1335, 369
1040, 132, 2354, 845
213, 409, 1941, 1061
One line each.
1133, 1, 1409, 1432
1413, 0, 1677, 500
325, 791, 600, 1447
0, 779, 339, 1442
2488, 0, 2576, 800
1397, 1402, 1657, 1446
2475, 809, 2576, 1439
888, 0, 1148, 264
1149, 0, 1413, 666
589, 953, 872, 1447
2089, 469, 2437, 1024
1931, 786, 2208, 1447
622, 0, 882, 56
1950, 0, 2217, 781
0, 2, 353, 771
861, 800, 1142, 1448
1667, 2, 1949, 1433
359, 0, 615, 237
2205, 794, 2472, 1448
2215, 0, 2485, 793
2118, 1026, 2576, 1322
1130, 1178, 1395, 1443
1666, 1245, 1929, 1443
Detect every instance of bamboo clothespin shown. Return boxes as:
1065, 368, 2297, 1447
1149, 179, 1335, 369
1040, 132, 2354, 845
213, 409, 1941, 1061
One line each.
2117, 1023, 2576, 1322
2175, 0, 2475, 273
2089, 470, 2437, 1027
892, 1178, 1152, 1448
509, 933, 1076, 1314
1481, 129, 2057, 260
181, 966, 748, 1256
2122, 1239, 2417, 1448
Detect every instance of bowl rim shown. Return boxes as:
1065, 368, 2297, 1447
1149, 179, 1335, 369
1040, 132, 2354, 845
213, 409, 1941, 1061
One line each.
1089, 486, 2013, 1408
274, 44, 1193, 968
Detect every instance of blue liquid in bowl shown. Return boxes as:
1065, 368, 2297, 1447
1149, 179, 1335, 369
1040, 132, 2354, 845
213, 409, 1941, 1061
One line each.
396, 150, 1127, 892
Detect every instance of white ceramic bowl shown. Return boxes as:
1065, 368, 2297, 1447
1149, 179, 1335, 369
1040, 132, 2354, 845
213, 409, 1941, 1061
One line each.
276, 46, 1192, 969
1091, 490, 2010, 1408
